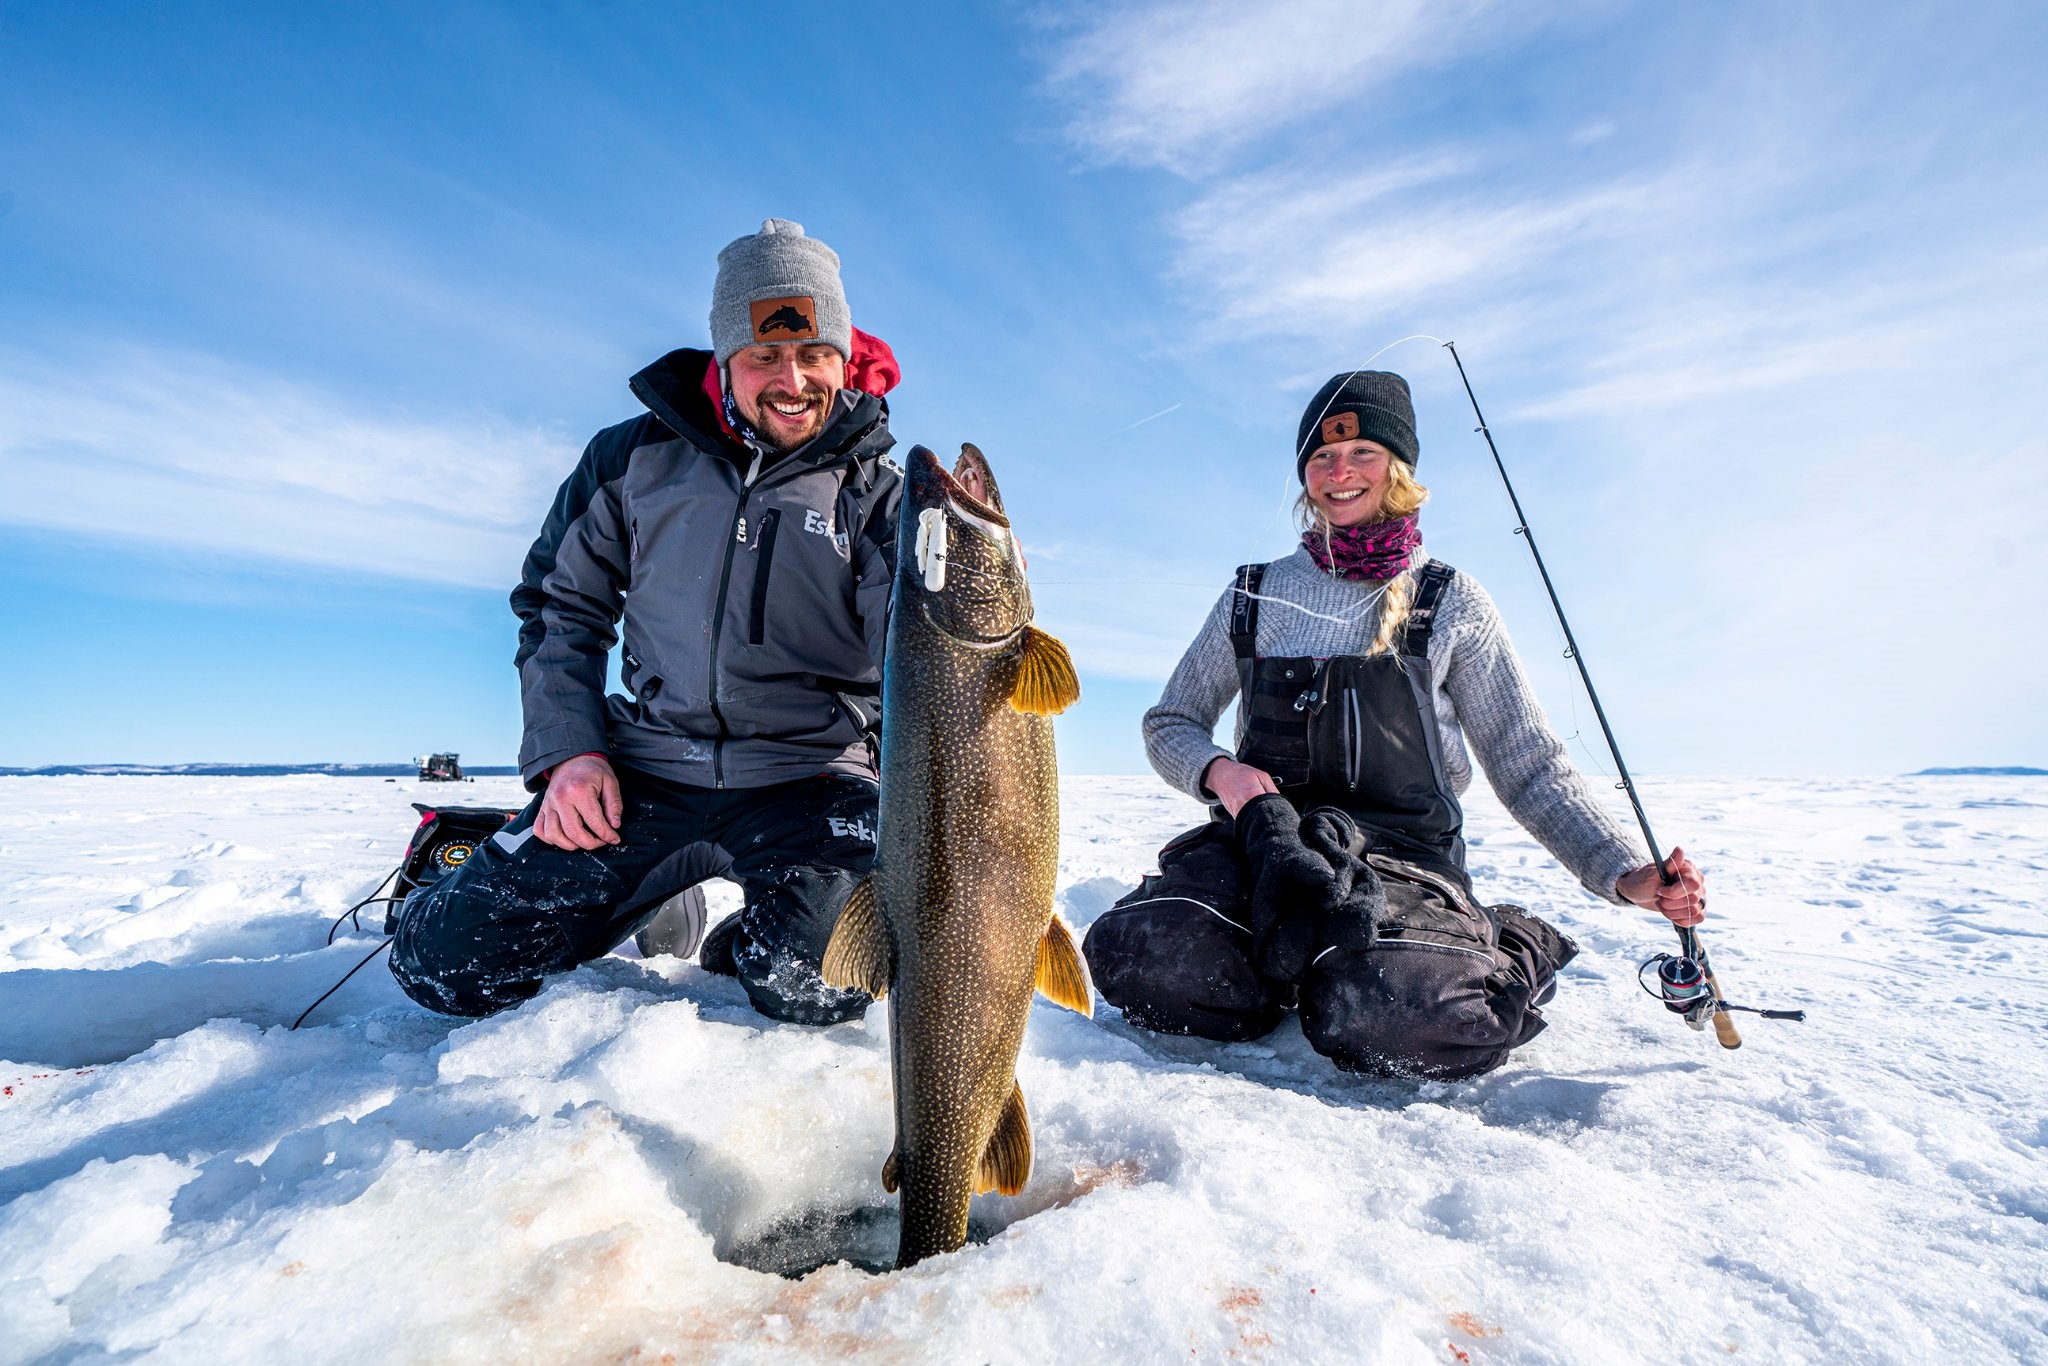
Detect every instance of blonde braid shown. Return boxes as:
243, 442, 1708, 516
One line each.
1364, 568, 1416, 657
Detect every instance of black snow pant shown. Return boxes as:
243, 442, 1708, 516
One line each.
389, 765, 877, 1025
1082, 815, 1577, 1080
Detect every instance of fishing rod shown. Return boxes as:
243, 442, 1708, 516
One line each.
1441, 341, 1804, 1046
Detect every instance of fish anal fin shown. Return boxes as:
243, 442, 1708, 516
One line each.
1010, 625, 1080, 716
1035, 913, 1094, 1017
821, 877, 891, 999
882, 1147, 901, 1195
974, 1081, 1032, 1197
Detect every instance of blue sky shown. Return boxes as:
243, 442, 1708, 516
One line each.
2, 0, 2043, 775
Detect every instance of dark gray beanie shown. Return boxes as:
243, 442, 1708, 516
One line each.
709, 219, 852, 363
1295, 370, 1419, 481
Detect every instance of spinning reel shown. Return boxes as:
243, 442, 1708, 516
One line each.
1638, 928, 1806, 1034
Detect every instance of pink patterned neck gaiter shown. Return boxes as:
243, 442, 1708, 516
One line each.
1301, 514, 1422, 582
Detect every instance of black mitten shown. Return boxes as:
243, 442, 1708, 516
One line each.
1299, 807, 1383, 955
1237, 794, 1339, 984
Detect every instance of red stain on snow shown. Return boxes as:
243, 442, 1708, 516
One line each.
1449, 1312, 1502, 1338
5, 1069, 94, 1097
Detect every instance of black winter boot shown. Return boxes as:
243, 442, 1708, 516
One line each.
635, 884, 710, 960
699, 912, 742, 977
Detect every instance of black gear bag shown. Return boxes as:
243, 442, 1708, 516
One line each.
293, 802, 524, 1031
325, 803, 524, 943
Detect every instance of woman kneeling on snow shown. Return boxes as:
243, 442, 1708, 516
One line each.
1082, 370, 1707, 1080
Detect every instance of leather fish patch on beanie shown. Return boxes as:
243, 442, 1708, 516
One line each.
749, 296, 820, 341
1296, 370, 1419, 481
710, 219, 853, 363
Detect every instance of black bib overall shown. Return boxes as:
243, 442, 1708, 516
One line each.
1083, 560, 1578, 1079
1227, 558, 1466, 881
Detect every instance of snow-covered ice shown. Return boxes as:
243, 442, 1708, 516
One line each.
2, 773, 2044, 1362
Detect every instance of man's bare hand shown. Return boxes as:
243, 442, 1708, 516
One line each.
536, 754, 623, 850
1202, 756, 1282, 819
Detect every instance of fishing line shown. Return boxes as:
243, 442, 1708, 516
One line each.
1437, 338, 1807, 1041
1236, 580, 1394, 627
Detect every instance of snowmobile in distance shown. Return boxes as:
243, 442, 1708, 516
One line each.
417, 753, 466, 782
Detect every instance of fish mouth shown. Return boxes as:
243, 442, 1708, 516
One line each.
907, 445, 1010, 529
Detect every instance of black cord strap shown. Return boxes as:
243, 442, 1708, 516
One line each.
291, 939, 395, 1031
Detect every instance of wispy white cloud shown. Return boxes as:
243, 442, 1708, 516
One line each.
1045, 0, 1574, 175
1034, 0, 2048, 770
0, 348, 575, 588
1173, 158, 1670, 329
1041, 2, 2048, 444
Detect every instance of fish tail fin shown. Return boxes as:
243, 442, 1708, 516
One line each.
1010, 625, 1080, 716
882, 1147, 901, 1194
821, 876, 892, 999
1035, 913, 1095, 1016
974, 1081, 1033, 1197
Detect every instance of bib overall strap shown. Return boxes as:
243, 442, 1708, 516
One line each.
1400, 560, 1456, 658
1229, 563, 1267, 661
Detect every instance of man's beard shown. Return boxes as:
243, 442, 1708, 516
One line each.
743, 386, 835, 452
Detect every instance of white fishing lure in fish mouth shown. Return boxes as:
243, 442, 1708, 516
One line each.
917, 500, 1017, 593
916, 508, 949, 591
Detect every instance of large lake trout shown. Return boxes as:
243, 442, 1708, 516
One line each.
823, 442, 1091, 1268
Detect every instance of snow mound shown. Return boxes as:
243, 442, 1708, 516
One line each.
2, 773, 2045, 1361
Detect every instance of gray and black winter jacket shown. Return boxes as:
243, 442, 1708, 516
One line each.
512, 348, 902, 791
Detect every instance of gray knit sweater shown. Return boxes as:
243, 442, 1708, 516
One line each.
1143, 546, 1643, 904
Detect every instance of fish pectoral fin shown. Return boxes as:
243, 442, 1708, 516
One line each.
1009, 625, 1080, 716
821, 877, 892, 999
974, 1081, 1033, 1197
882, 1147, 901, 1195
1036, 913, 1095, 1017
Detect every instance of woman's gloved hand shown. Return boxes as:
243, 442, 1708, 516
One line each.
1299, 807, 1383, 958
1236, 797, 1383, 984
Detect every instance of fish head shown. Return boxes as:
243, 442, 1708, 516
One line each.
902, 443, 1032, 644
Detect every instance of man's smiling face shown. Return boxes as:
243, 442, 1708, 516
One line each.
727, 342, 848, 451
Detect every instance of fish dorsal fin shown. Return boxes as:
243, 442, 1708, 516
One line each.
882, 1147, 901, 1194
821, 876, 892, 999
1036, 914, 1094, 1016
1010, 625, 1080, 716
974, 1080, 1032, 1197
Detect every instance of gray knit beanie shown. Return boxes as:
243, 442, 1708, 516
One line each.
1295, 370, 1419, 481
709, 219, 852, 364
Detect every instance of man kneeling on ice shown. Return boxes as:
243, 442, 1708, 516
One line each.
390, 219, 903, 1025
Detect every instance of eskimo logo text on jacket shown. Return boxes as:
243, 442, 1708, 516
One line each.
750, 295, 820, 341
802, 507, 850, 552
827, 815, 877, 844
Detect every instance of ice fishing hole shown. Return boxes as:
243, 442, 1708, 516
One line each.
721, 1204, 1001, 1279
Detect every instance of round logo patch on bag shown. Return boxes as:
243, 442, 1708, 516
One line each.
430, 839, 476, 872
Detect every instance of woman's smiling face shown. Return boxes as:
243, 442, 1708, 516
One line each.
1303, 439, 1396, 527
